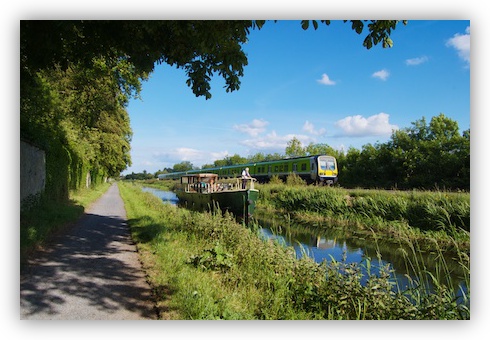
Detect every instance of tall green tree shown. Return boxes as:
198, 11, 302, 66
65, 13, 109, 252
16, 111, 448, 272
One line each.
214, 154, 248, 167
20, 56, 141, 199
285, 137, 306, 158
338, 114, 469, 190
173, 161, 194, 172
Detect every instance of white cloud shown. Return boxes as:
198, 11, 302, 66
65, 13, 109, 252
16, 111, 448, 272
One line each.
406, 56, 429, 66
446, 26, 470, 64
240, 131, 315, 152
316, 73, 336, 85
372, 69, 390, 81
153, 148, 229, 167
335, 112, 398, 137
303, 120, 326, 136
233, 118, 269, 136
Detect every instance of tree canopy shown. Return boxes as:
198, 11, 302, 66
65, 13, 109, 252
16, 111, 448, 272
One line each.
20, 20, 407, 201
21, 20, 406, 100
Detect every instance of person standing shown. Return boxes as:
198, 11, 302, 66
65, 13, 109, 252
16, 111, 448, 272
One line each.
241, 167, 252, 189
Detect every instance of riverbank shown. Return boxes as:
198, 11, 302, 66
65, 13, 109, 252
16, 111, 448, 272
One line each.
255, 183, 470, 253
118, 181, 470, 319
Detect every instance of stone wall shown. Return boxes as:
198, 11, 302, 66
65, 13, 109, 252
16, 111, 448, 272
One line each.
20, 140, 46, 204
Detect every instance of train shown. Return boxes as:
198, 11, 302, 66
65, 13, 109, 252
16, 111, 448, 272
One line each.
158, 155, 338, 185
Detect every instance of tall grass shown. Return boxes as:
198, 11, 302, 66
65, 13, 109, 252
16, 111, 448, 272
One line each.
118, 181, 469, 320
256, 182, 470, 250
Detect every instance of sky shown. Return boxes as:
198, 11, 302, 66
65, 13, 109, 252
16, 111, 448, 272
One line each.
123, 19, 470, 175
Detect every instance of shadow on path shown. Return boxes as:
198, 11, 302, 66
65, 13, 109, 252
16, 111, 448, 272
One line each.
20, 185, 156, 320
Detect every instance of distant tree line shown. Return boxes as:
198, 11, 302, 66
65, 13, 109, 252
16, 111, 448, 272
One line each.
339, 114, 469, 190
147, 114, 469, 191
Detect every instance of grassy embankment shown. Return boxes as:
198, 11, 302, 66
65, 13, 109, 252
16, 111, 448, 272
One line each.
118, 180, 470, 320
20, 182, 111, 263
255, 179, 470, 252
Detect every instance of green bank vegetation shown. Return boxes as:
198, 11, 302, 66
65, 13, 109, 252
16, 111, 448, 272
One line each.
118, 181, 469, 320
256, 180, 470, 252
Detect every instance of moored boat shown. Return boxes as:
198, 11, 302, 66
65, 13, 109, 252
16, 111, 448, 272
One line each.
175, 173, 259, 224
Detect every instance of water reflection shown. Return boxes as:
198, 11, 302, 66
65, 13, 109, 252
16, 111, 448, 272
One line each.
256, 216, 468, 300
141, 187, 179, 205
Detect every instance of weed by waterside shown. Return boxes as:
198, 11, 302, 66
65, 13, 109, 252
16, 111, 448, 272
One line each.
118, 181, 469, 320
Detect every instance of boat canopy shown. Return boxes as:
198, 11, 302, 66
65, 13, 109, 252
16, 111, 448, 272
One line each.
180, 173, 218, 184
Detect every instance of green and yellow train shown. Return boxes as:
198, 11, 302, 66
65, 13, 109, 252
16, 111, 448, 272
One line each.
158, 155, 338, 185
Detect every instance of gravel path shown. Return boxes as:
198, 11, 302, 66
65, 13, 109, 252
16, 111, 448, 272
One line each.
20, 183, 156, 320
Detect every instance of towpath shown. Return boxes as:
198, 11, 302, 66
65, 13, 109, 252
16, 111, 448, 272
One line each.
20, 183, 156, 320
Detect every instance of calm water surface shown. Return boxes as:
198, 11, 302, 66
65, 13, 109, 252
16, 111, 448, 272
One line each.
256, 214, 468, 301
141, 187, 179, 205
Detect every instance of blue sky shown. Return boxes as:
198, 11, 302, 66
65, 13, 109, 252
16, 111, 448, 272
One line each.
123, 20, 470, 175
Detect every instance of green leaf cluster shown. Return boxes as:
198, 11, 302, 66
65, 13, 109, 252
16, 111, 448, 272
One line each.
21, 20, 405, 100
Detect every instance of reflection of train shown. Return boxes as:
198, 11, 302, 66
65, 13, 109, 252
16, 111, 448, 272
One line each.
158, 155, 338, 185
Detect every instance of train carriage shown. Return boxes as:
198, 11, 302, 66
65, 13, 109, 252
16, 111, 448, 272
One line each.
158, 154, 338, 185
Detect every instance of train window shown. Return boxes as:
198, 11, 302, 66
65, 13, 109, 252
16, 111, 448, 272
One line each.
293, 164, 297, 172
320, 160, 327, 170
320, 158, 336, 170
301, 163, 307, 171
274, 166, 278, 172
284, 164, 288, 171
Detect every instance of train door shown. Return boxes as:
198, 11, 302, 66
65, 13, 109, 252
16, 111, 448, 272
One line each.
310, 157, 317, 181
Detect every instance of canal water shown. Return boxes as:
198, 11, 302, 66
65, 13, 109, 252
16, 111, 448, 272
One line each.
142, 187, 468, 300
141, 187, 179, 205
256, 214, 468, 301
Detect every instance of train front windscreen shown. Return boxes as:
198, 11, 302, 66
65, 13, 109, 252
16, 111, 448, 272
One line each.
318, 156, 338, 183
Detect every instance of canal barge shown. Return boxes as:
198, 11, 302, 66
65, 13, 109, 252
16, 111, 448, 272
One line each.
175, 173, 259, 224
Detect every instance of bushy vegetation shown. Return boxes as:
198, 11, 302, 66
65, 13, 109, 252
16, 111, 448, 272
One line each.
21, 56, 142, 202
118, 182, 469, 320
338, 114, 469, 190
